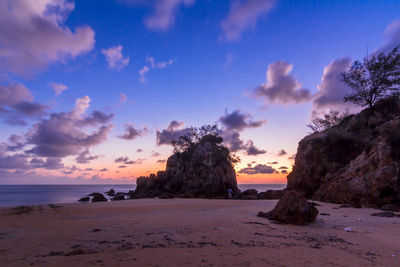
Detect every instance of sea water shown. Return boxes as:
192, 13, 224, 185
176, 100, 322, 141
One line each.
0, 184, 286, 207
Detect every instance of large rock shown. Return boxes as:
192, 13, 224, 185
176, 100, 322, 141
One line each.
258, 189, 285, 199
133, 136, 239, 198
258, 190, 318, 225
287, 97, 400, 207
240, 189, 258, 199
90, 193, 107, 202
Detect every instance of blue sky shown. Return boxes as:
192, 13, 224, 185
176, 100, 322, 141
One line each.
0, 0, 399, 184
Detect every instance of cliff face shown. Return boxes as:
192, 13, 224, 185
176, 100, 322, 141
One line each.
287, 97, 400, 207
134, 139, 239, 198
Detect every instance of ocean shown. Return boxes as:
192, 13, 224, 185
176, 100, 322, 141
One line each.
0, 184, 286, 207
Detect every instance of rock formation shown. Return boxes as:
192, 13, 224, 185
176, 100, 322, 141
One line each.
258, 190, 318, 225
89, 193, 107, 202
287, 97, 400, 207
133, 132, 239, 198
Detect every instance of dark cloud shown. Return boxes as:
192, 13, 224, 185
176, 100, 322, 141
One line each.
99, 168, 108, 172
156, 120, 192, 145
278, 166, 288, 170
288, 154, 296, 160
254, 61, 312, 104
76, 149, 99, 164
29, 157, 64, 170
0, 83, 48, 125
118, 165, 126, 168
137, 149, 143, 153
26, 96, 113, 158
245, 140, 266, 156
268, 161, 278, 165
281, 170, 288, 174
238, 164, 277, 175
277, 149, 287, 156
219, 109, 265, 131
119, 124, 148, 140
115, 156, 144, 165
157, 159, 166, 163
84, 168, 94, 171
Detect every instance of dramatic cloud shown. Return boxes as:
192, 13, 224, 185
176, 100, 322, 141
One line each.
277, 149, 287, 156
245, 140, 266, 156
76, 149, 99, 164
119, 124, 148, 140
156, 120, 192, 145
102, 45, 130, 70
221, 0, 276, 41
0, 83, 47, 125
25, 96, 114, 158
238, 163, 277, 175
254, 61, 312, 105
311, 58, 359, 116
49, 82, 68, 96
219, 109, 266, 155
139, 55, 174, 83
219, 109, 265, 131
30, 157, 64, 170
379, 19, 400, 53
0, 0, 95, 74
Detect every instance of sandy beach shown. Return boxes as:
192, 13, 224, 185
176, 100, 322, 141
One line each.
0, 199, 399, 266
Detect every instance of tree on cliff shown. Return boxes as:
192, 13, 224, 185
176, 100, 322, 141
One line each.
307, 109, 349, 132
171, 125, 240, 165
342, 46, 400, 108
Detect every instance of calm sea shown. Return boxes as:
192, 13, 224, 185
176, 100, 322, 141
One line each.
0, 184, 286, 207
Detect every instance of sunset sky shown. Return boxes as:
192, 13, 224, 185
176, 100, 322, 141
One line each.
0, 0, 399, 184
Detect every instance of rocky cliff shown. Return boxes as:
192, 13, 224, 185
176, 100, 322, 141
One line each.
287, 97, 400, 207
134, 135, 239, 198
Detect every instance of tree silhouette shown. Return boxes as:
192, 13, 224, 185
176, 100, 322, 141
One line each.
342, 46, 400, 108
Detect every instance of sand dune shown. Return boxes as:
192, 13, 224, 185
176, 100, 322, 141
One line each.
0, 199, 399, 266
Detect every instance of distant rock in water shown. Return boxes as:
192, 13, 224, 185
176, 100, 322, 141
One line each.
287, 97, 400, 207
105, 189, 115, 197
133, 127, 240, 198
258, 190, 318, 225
258, 189, 286, 200
90, 193, 107, 202
78, 197, 90, 202
240, 189, 258, 199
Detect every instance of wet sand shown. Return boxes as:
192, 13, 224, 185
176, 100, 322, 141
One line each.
0, 199, 399, 266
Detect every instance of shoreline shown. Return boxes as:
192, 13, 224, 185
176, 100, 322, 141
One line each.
1, 199, 399, 266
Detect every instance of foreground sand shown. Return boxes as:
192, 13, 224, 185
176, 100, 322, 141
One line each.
0, 199, 399, 266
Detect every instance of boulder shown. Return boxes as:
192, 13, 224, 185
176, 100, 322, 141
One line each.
105, 189, 115, 197
78, 197, 90, 202
258, 189, 285, 199
240, 189, 258, 199
133, 134, 239, 198
258, 190, 319, 225
90, 193, 107, 202
380, 203, 400, 212
371, 211, 396, 217
111, 194, 125, 201
287, 97, 400, 207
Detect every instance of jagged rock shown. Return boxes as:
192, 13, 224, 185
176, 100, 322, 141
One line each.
78, 197, 90, 202
133, 134, 239, 198
90, 193, 107, 202
258, 190, 318, 225
258, 189, 285, 199
287, 97, 400, 207
240, 189, 258, 199
105, 189, 115, 197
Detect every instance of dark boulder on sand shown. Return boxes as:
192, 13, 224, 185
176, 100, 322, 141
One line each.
133, 128, 239, 198
287, 97, 400, 208
78, 197, 90, 202
258, 190, 318, 225
111, 194, 125, 201
258, 189, 285, 199
90, 193, 107, 202
105, 189, 115, 197
240, 189, 258, 199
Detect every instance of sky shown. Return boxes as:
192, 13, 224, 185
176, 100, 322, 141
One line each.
0, 0, 399, 185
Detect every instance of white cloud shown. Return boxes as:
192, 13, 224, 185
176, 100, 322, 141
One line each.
221, 0, 276, 41
0, 0, 95, 74
139, 55, 174, 83
102, 45, 130, 70
49, 82, 68, 96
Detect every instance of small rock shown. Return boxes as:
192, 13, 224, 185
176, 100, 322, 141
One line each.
240, 189, 258, 200
320, 213, 330, 216
90, 193, 107, 202
105, 189, 115, 197
380, 204, 400, 212
78, 197, 90, 202
344, 227, 353, 232
91, 228, 101, 232
111, 194, 125, 201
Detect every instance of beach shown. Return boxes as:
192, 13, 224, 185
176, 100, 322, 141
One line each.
0, 199, 399, 266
